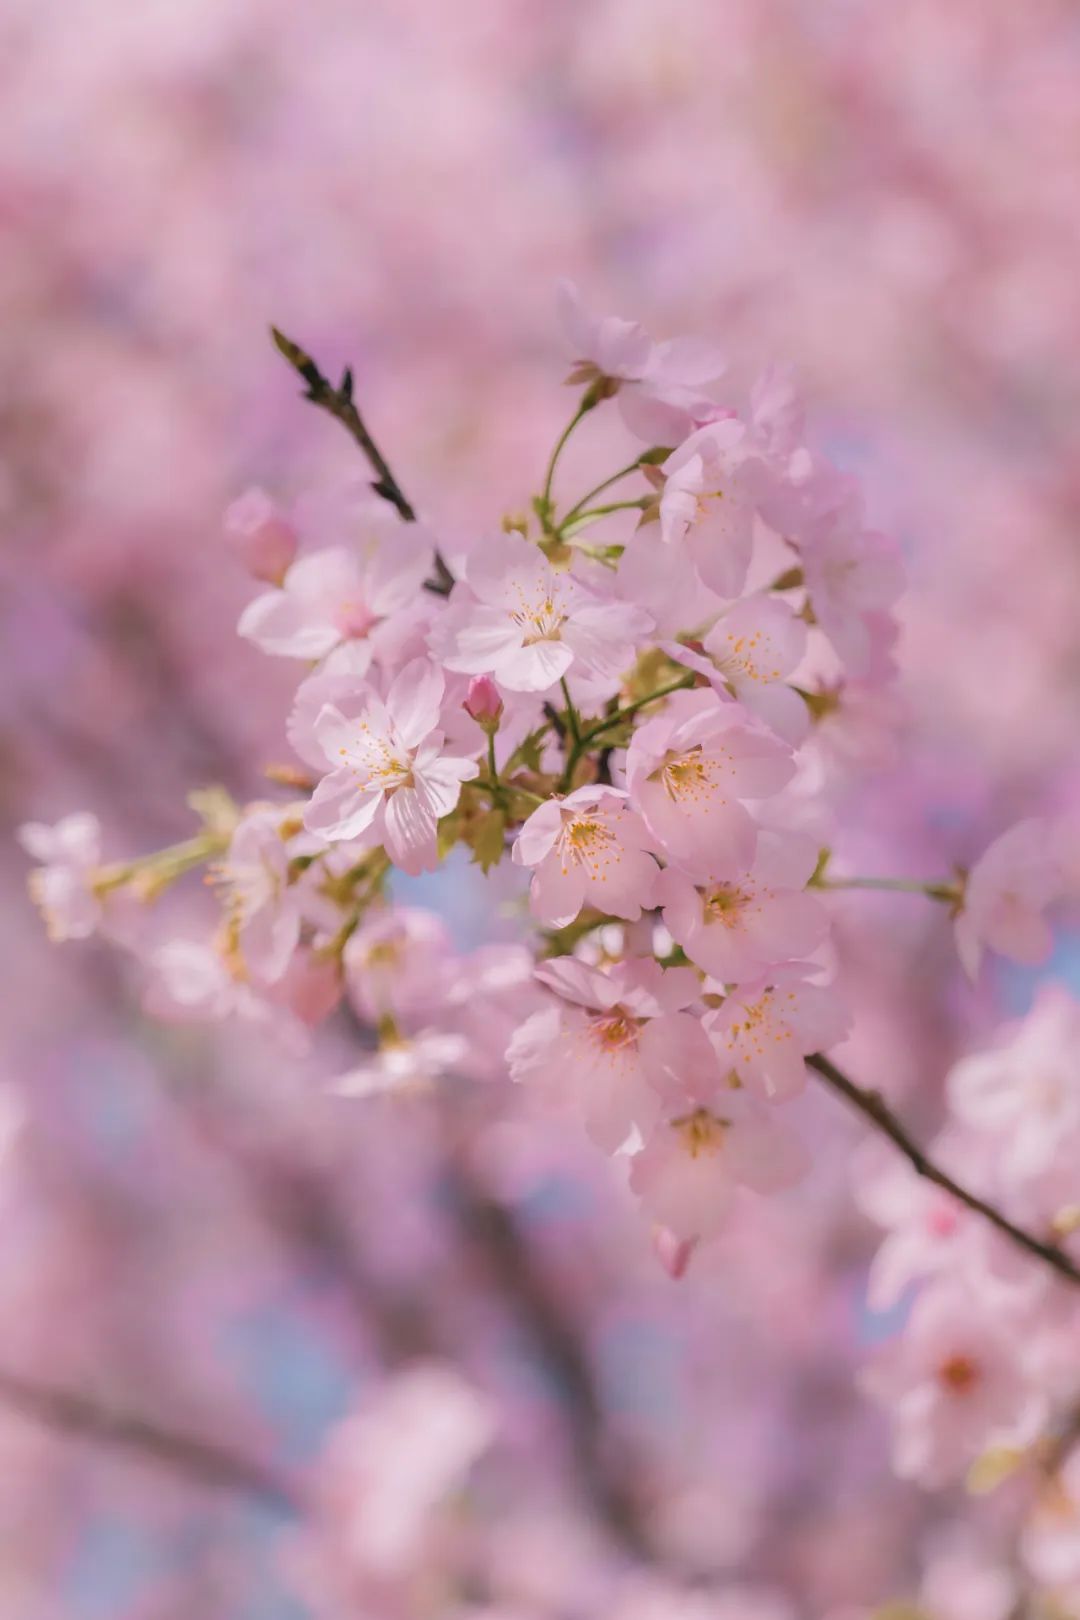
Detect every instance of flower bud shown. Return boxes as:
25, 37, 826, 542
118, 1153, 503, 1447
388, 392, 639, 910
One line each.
463, 675, 503, 732
224, 487, 298, 585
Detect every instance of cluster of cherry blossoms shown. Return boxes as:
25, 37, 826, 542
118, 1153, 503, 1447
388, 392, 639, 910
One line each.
20, 288, 1064, 1272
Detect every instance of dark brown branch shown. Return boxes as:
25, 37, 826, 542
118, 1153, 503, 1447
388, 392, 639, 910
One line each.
270, 327, 453, 595
0, 1367, 299, 1511
808, 1053, 1080, 1288
442, 1151, 653, 1561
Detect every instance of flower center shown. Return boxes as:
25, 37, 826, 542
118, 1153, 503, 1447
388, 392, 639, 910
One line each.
651, 745, 730, 806
510, 588, 566, 644
590, 1011, 640, 1055
673, 1107, 727, 1158
557, 812, 620, 878
938, 1354, 979, 1395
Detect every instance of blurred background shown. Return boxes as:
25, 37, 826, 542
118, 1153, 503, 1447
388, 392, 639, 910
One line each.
2, 1, 1079, 1614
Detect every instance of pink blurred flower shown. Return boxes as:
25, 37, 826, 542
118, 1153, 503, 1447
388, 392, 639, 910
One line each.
948, 985, 1080, 1177
557, 279, 725, 443
659, 419, 763, 598
19, 813, 105, 943
630, 1083, 808, 1241
223, 486, 298, 585
800, 499, 904, 676
862, 1282, 1045, 1487
954, 819, 1059, 981
509, 955, 706, 1152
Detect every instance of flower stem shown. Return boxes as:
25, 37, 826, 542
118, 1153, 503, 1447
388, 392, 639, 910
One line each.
539, 398, 597, 532
814, 875, 959, 901
560, 460, 649, 528
558, 674, 695, 792
561, 499, 648, 539
807, 1053, 1080, 1289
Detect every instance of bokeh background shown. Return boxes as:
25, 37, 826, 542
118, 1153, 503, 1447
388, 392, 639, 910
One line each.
2, 1, 1079, 1614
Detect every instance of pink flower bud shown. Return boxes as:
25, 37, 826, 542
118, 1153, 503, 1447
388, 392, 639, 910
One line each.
463, 674, 503, 730
224, 487, 298, 586
652, 1225, 698, 1280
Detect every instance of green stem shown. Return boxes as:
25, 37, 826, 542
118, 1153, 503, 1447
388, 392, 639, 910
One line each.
561, 499, 647, 539
814, 876, 959, 901
559, 677, 582, 745
539, 400, 596, 531
560, 458, 647, 529
559, 673, 695, 791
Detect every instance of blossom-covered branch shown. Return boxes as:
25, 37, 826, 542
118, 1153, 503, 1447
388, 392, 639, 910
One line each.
808, 1053, 1080, 1289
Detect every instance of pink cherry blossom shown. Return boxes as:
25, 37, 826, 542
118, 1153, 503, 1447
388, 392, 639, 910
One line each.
954, 819, 1059, 982
18, 812, 105, 942
463, 673, 503, 728
508, 955, 707, 1153
624, 689, 793, 879
238, 507, 435, 667
331, 1030, 468, 1099
512, 785, 660, 927
657, 830, 827, 984
862, 1281, 1046, 1488
799, 496, 904, 676
948, 984, 1080, 1177
665, 594, 809, 744
659, 418, 764, 598
556, 279, 725, 444
704, 969, 850, 1101
630, 1080, 808, 1241
223, 486, 298, 584
853, 1138, 974, 1311
304, 659, 478, 873
216, 805, 302, 983
343, 904, 455, 1029
435, 533, 652, 694
299, 1363, 494, 1587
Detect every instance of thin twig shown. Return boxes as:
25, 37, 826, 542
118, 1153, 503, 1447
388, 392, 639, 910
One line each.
808, 1053, 1080, 1288
270, 327, 453, 595
0, 1367, 299, 1511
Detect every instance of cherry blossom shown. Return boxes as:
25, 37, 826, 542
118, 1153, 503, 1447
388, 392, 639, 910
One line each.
954, 819, 1059, 982
435, 533, 652, 694
512, 786, 660, 927
304, 659, 478, 872
800, 496, 904, 676
656, 830, 826, 984
556, 279, 725, 443
223, 486, 298, 585
238, 507, 435, 668
508, 955, 708, 1152
862, 1282, 1046, 1487
624, 689, 793, 879
948, 985, 1080, 1178
18, 813, 106, 943
665, 594, 809, 744
659, 418, 764, 597
704, 969, 850, 1101
629, 1071, 808, 1241
214, 805, 303, 983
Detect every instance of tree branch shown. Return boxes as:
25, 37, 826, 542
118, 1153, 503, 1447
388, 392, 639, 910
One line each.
270, 327, 453, 595
0, 1367, 299, 1511
808, 1053, 1080, 1289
